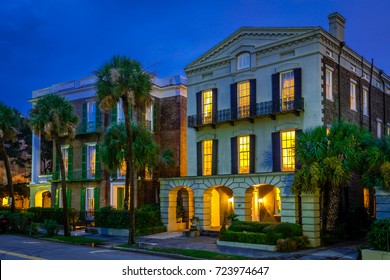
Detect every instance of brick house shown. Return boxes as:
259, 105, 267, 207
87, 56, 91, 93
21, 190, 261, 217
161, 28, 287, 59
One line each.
28, 75, 187, 220
160, 13, 390, 247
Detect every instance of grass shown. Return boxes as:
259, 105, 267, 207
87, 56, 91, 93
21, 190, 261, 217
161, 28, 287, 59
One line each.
47, 236, 105, 244
117, 244, 254, 260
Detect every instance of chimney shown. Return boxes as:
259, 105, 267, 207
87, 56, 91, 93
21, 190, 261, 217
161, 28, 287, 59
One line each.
328, 12, 346, 42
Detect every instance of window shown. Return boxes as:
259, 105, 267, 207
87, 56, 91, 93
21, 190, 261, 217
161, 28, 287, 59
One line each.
281, 131, 296, 171
61, 146, 69, 175
86, 188, 95, 215
238, 81, 250, 118
377, 120, 382, 139
87, 144, 96, 179
203, 140, 213, 176
145, 165, 152, 180
237, 53, 250, 70
363, 188, 370, 209
387, 124, 390, 136
350, 81, 357, 111
87, 102, 96, 132
119, 160, 126, 178
202, 90, 213, 124
117, 100, 125, 122
325, 68, 333, 100
238, 136, 250, 174
363, 88, 368, 116
280, 71, 295, 110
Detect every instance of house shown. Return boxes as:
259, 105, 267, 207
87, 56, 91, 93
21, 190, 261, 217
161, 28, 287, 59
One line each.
28, 74, 187, 221
160, 13, 390, 247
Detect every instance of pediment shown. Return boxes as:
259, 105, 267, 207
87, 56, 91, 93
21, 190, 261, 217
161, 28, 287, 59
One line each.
185, 27, 317, 71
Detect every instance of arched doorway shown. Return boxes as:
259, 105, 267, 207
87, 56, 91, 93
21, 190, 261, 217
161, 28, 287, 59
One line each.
35, 190, 52, 208
246, 185, 281, 223
167, 186, 194, 231
204, 186, 233, 230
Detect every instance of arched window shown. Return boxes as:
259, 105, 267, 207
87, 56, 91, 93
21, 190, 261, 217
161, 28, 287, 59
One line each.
237, 53, 250, 70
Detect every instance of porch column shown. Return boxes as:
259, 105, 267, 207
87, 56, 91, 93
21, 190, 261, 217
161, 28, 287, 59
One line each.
300, 192, 321, 247
374, 186, 390, 219
194, 188, 205, 230
159, 183, 170, 229
280, 195, 298, 224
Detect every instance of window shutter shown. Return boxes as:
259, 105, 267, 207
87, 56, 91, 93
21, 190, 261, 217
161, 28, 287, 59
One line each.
231, 137, 238, 174
212, 88, 218, 123
111, 104, 117, 124
82, 102, 87, 132
82, 145, 87, 179
295, 129, 302, 170
95, 105, 101, 131
230, 83, 238, 119
272, 73, 280, 113
95, 144, 101, 179
197, 141, 202, 176
117, 188, 124, 210
94, 187, 100, 211
250, 134, 256, 173
196, 91, 202, 125
272, 132, 281, 172
55, 188, 59, 208
152, 102, 158, 132
293, 68, 302, 105
212, 139, 218, 175
250, 79, 257, 117
68, 146, 73, 180
80, 188, 86, 212
66, 187, 71, 208
55, 151, 60, 180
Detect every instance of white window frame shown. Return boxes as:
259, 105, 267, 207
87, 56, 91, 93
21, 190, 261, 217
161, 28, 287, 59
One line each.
61, 145, 70, 175
87, 102, 96, 132
237, 53, 250, 70
377, 119, 383, 139
350, 80, 357, 111
325, 66, 333, 101
86, 143, 96, 179
363, 87, 369, 116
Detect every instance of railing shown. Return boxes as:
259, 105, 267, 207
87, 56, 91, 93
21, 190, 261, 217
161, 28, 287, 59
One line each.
51, 169, 103, 182
188, 97, 304, 128
76, 121, 100, 134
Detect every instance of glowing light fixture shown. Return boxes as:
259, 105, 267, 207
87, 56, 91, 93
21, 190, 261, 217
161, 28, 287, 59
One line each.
258, 198, 263, 203
228, 197, 234, 203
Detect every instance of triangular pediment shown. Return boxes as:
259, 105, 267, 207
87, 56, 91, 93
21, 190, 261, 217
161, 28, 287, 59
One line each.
185, 26, 318, 71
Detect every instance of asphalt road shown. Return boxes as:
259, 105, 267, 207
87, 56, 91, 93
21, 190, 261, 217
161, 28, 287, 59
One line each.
0, 234, 174, 260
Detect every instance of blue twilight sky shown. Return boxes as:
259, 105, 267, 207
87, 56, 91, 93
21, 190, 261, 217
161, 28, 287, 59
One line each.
1, 0, 389, 115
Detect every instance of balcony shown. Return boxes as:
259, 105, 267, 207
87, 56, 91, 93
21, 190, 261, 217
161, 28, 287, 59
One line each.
188, 97, 304, 129
76, 121, 101, 135
51, 169, 103, 182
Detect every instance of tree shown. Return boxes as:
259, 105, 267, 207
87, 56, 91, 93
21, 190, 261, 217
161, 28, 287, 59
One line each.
29, 94, 79, 236
96, 55, 153, 245
292, 121, 367, 233
0, 102, 21, 213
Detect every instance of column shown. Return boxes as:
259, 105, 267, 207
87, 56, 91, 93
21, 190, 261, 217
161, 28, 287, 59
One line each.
300, 192, 321, 247
31, 132, 41, 184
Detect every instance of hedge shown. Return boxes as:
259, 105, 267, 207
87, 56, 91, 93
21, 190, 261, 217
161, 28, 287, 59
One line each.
27, 207, 78, 225
367, 218, 390, 251
228, 221, 273, 233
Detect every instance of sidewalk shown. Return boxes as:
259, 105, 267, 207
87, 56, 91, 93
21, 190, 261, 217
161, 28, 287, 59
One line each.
72, 230, 362, 260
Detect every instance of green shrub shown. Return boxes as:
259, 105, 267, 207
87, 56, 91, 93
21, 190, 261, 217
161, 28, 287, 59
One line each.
8, 212, 35, 234
277, 236, 310, 252
262, 222, 303, 238
367, 218, 390, 251
137, 226, 166, 236
27, 207, 78, 226
219, 230, 271, 245
43, 219, 58, 236
228, 221, 273, 233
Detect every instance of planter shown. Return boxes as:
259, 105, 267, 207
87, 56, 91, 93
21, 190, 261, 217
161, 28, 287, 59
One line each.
361, 249, 390, 260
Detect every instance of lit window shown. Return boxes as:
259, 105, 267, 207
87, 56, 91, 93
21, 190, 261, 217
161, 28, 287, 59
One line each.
87, 102, 96, 131
275, 188, 281, 215
202, 90, 213, 124
86, 188, 95, 213
350, 81, 357, 111
363, 88, 368, 116
145, 165, 152, 180
387, 125, 390, 136
377, 120, 382, 139
237, 53, 250, 70
86, 144, 96, 179
203, 140, 213, 176
61, 146, 69, 175
363, 188, 370, 209
280, 71, 295, 110
325, 68, 333, 100
119, 160, 126, 178
281, 131, 296, 171
238, 81, 250, 118
238, 136, 250, 174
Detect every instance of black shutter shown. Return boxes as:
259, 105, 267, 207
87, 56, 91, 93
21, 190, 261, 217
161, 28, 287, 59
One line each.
212, 139, 218, 175
231, 137, 238, 174
272, 73, 280, 113
197, 141, 202, 176
250, 79, 257, 117
295, 129, 302, 170
272, 132, 281, 172
294, 68, 302, 109
212, 88, 218, 123
230, 83, 238, 120
196, 91, 202, 125
250, 134, 256, 173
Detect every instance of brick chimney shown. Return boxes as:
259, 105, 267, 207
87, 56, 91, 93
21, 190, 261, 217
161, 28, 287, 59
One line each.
328, 12, 346, 42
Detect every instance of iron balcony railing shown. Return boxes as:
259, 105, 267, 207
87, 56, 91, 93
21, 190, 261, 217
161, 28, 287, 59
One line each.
188, 97, 304, 128
51, 169, 104, 182
76, 121, 101, 134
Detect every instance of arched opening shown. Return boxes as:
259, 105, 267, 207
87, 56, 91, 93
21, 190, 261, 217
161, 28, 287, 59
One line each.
246, 185, 281, 223
204, 186, 233, 230
35, 190, 52, 208
167, 186, 194, 231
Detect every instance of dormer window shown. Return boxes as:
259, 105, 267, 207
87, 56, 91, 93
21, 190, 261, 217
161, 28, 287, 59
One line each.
237, 53, 250, 70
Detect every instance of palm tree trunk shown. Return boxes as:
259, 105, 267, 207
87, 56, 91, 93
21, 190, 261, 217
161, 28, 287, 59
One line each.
0, 139, 15, 213
325, 183, 341, 233
122, 97, 136, 245
54, 138, 70, 236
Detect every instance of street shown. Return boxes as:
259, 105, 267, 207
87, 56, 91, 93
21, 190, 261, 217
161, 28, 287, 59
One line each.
0, 234, 174, 260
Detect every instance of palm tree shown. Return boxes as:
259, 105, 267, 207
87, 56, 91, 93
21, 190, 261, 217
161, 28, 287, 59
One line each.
95, 55, 153, 245
292, 121, 367, 233
29, 94, 79, 236
0, 102, 20, 213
